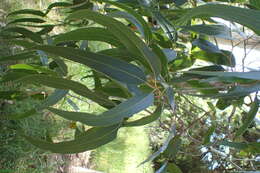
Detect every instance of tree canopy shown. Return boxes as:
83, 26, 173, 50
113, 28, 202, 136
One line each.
0, 0, 259, 172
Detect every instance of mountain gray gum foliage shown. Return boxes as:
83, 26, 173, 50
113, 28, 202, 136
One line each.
1, 0, 259, 172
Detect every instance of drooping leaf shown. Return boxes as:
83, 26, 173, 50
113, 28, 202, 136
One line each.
17, 74, 115, 108
178, 4, 260, 34
164, 135, 182, 159
7, 18, 46, 25
109, 11, 145, 38
235, 97, 259, 138
1, 70, 37, 83
97, 0, 153, 43
2, 27, 43, 43
53, 27, 123, 47
67, 98, 80, 111
34, 45, 146, 85
183, 71, 260, 81
66, 9, 161, 76
48, 92, 154, 126
166, 87, 175, 110
36, 25, 55, 35
216, 98, 232, 110
24, 124, 119, 153
155, 161, 168, 173
123, 105, 163, 127
37, 50, 48, 66
126, 84, 142, 96
140, 125, 176, 165
0, 51, 37, 62
190, 83, 260, 98
7, 9, 45, 17
9, 39, 37, 48
8, 89, 68, 120
98, 48, 136, 62
52, 58, 68, 76
162, 48, 177, 62
192, 39, 221, 53
191, 48, 236, 67
45, 2, 72, 15
153, 32, 172, 48
150, 44, 169, 77
152, 10, 177, 42
182, 25, 232, 39
172, 65, 225, 84
10, 64, 57, 76
101, 81, 131, 98
187, 80, 219, 95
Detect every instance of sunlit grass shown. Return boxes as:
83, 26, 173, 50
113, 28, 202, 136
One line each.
92, 126, 153, 173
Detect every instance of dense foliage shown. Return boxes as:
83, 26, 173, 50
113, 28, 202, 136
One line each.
1, 0, 259, 172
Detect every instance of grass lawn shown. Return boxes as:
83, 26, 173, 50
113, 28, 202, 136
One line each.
92, 126, 153, 173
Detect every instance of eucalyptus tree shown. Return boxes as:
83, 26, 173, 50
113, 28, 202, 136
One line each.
0, 0, 259, 172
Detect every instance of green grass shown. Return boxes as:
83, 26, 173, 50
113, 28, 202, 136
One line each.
0, 115, 64, 173
92, 126, 154, 173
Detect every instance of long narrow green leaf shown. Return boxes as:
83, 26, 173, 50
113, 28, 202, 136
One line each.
189, 83, 260, 98
10, 64, 57, 76
96, 0, 153, 43
34, 45, 146, 85
7, 18, 45, 25
140, 126, 177, 165
98, 48, 139, 62
52, 58, 68, 77
45, 2, 72, 15
0, 51, 37, 62
150, 44, 169, 77
66, 9, 161, 76
1, 70, 38, 83
183, 71, 260, 81
7, 9, 45, 17
36, 25, 55, 35
152, 10, 177, 42
18, 74, 115, 108
53, 27, 123, 47
123, 105, 162, 127
178, 4, 260, 34
191, 49, 236, 67
24, 124, 119, 153
3, 27, 43, 43
8, 89, 68, 120
9, 40, 37, 48
48, 92, 154, 126
181, 25, 232, 40
235, 98, 259, 138
109, 11, 145, 37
